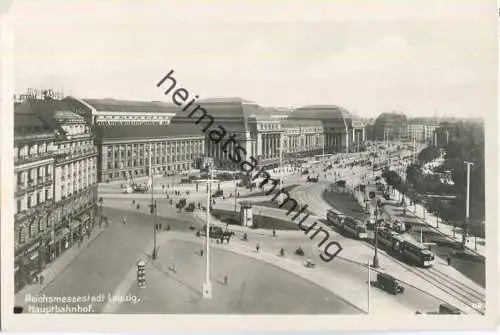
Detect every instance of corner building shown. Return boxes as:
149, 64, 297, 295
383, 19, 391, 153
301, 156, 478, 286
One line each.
14, 99, 98, 292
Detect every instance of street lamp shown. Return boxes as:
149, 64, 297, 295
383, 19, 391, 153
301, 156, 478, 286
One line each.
203, 161, 213, 299
148, 154, 157, 260
464, 161, 474, 249
372, 200, 382, 268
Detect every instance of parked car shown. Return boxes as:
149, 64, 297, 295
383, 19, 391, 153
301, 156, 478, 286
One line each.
370, 273, 405, 295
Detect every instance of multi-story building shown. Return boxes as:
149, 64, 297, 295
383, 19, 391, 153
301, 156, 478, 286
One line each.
170, 98, 284, 170
287, 105, 365, 153
170, 98, 366, 170
13, 99, 98, 292
14, 102, 57, 292
62, 97, 203, 182
407, 118, 439, 144
281, 119, 324, 158
373, 112, 408, 142
95, 124, 204, 182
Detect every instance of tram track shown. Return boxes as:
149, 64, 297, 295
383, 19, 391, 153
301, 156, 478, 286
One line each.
360, 240, 485, 315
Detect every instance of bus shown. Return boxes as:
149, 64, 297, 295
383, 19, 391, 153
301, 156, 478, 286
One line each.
343, 217, 368, 240
326, 209, 345, 228
400, 240, 435, 267
377, 227, 405, 252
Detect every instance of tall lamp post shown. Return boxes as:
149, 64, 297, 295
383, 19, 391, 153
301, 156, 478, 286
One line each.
372, 199, 382, 268
278, 133, 284, 203
464, 161, 474, 249
149, 154, 157, 260
203, 161, 213, 299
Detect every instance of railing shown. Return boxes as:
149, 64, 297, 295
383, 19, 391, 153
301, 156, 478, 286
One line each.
14, 151, 55, 165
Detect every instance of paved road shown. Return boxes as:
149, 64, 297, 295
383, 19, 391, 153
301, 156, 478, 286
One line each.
114, 239, 363, 314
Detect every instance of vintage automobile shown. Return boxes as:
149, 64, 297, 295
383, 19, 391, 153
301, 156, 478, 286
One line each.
184, 202, 196, 212
370, 273, 405, 295
307, 176, 318, 182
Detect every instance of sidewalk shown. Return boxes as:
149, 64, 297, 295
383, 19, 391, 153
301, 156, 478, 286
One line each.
14, 223, 108, 307
391, 189, 485, 258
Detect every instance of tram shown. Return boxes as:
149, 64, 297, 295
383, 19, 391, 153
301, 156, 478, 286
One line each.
376, 227, 405, 252
342, 217, 368, 240
326, 209, 345, 228
400, 239, 435, 268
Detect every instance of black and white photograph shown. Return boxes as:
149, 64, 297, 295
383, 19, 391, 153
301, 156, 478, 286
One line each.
1, 0, 498, 332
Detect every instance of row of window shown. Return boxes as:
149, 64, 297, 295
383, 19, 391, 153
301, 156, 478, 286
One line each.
106, 153, 196, 170
16, 188, 52, 213
16, 165, 53, 185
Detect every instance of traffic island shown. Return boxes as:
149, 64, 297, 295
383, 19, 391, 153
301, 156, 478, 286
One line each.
211, 209, 299, 231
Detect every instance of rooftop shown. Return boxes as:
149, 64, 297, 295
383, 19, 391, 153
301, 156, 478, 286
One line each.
82, 98, 180, 114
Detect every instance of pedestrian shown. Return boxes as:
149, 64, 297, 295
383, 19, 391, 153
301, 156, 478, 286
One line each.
256, 244, 260, 252
122, 217, 127, 225
39, 275, 45, 285
200, 249, 204, 256
272, 229, 276, 237
446, 256, 452, 266
224, 274, 228, 286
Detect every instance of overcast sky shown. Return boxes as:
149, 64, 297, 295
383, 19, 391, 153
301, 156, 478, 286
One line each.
10, 0, 497, 118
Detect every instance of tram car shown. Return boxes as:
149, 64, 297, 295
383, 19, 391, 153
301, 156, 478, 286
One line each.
342, 217, 368, 240
376, 227, 405, 252
399, 239, 435, 268
326, 209, 345, 229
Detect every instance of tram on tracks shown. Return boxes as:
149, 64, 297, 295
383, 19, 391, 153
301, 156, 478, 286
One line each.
399, 239, 435, 268
342, 217, 368, 240
377, 227, 405, 252
326, 209, 345, 228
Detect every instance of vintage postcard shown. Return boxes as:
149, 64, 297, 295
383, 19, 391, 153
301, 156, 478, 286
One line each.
1, 0, 498, 332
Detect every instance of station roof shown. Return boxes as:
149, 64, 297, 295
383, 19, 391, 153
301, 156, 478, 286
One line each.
289, 105, 362, 128
82, 98, 179, 114
193, 97, 273, 120
281, 119, 323, 128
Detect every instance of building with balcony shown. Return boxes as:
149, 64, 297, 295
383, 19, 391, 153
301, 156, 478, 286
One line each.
373, 112, 408, 142
95, 124, 204, 182
13, 99, 98, 292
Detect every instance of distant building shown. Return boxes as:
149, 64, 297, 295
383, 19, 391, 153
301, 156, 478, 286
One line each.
373, 113, 408, 142
14, 99, 98, 292
407, 120, 439, 144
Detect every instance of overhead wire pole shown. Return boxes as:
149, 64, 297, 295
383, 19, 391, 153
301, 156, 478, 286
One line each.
279, 132, 284, 203
149, 147, 157, 260
203, 161, 213, 298
464, 161, 474, 249
367, 258, 371, 314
